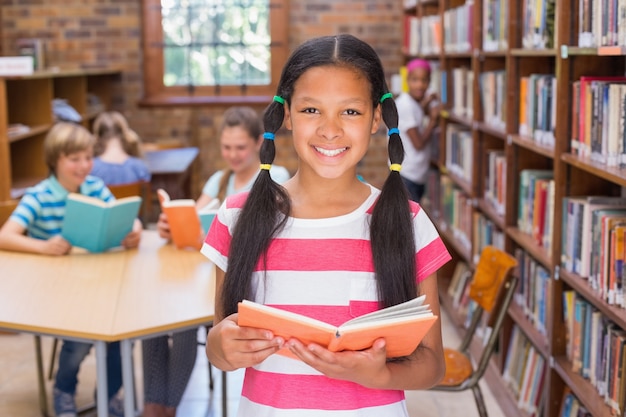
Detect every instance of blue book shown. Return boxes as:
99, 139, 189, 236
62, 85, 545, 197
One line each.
61, 193, 141, 253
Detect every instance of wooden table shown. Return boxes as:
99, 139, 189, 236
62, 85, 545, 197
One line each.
144, 147, 199, 200
0, 231, 215, 417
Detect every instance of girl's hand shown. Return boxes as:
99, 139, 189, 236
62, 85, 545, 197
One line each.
122, 219, 142, 249
41, 235, 72, 256
286, 337, 391, 389
156, 212, 171, 240
207, 313, 285, 371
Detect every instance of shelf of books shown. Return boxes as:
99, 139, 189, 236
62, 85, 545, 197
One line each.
0, 68, 121, 225
405, 0, 626, 415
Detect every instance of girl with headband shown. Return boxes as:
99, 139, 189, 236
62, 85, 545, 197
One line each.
201, 34, 450, 416
395, 58, 442, 202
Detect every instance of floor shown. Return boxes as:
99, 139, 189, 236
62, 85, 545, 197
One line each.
0, 309, 506, 417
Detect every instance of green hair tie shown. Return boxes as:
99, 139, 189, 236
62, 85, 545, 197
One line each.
273, 96, 285, 105
379, 92, 393, 103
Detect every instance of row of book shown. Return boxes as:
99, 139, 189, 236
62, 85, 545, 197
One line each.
442, 2, 474, 53
484, 148, 506, 216
519, 74, 557, 149
521, 0, 556, 49
450, 67, 474, 119
514, 249, 550, 336
561, 195, 626, 308
471, 212, 505, 265
517, 169, 555, 252
571, 77, 626, 166
444, 124, 473, 183
440, 175, 473, 255
563, 291, 626, 415
577, 0, 626, 48
560, 388, 592, 416
482, 0, 509, 51
502, 325, 546, 416
403, 14, 441, 57
479, 70, 506, 131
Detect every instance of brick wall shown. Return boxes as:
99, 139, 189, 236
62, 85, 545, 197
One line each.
1, 0, 403, 193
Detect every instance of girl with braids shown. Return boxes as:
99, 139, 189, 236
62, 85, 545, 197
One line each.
201, 34, 450, 416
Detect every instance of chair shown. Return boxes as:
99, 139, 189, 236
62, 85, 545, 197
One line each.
107, 180, 152, 224
430, 246, 518, 417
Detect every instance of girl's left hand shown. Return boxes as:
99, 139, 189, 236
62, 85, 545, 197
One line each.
286, 337, 391, 389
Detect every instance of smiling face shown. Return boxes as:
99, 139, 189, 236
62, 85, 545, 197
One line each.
219, 125, 261, 174
284, 65, 381, 181
56, 149, 94, 192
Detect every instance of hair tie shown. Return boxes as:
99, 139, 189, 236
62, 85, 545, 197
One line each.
389, 164, 401, 172
379, 92, 393, 103
388, 128, 399, 136
273, 96, 285, 105
263, 132, 275, 140
260, 164, 272, 171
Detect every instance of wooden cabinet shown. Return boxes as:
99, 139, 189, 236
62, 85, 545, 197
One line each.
405, 0, 626, 415
0, 69, 121, 224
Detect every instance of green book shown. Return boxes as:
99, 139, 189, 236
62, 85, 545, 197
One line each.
61, 193, 141, 253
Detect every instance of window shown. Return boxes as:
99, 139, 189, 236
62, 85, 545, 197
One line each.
141, 0, 289, 105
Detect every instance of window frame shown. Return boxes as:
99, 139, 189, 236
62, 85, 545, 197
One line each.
140, 0, 289, 106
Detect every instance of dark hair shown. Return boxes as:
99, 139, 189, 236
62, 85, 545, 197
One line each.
221, 34, 416, 316
216, 106, 263, 202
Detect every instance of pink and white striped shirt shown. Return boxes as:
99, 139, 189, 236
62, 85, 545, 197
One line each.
201, 185, 451, 417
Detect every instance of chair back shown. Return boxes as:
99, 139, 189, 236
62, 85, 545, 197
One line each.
458, 246, 518, 384
107, 180, 151, 222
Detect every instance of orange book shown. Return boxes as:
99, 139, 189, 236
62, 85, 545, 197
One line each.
157, 189, 217, 250
237, 295, 438, 358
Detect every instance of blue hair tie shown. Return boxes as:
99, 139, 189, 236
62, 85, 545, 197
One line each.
388, 128, 400, 136
263, 132, 275, 140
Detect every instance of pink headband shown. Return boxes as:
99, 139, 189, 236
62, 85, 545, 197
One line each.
406, 59, 431, 73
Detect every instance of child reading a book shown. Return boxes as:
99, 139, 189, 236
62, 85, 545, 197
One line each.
90, 111, 151, 185
156, 106, 290, 240
0, 121, 142, 417
395, 58, 441, 202
200, 34, 451, 416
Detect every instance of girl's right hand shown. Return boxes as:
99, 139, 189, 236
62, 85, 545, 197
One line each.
206, 313, 285, 371
156, 212, 171, 240
41, 235, 72, 256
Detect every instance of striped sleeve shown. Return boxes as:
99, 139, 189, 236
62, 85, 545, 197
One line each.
412, 202, 451, 282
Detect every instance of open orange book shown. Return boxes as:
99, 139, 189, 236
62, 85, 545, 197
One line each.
157, 189, 218, 250
238, 295, 438, 358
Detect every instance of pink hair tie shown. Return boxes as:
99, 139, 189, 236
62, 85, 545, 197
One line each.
406, 59, 431, 73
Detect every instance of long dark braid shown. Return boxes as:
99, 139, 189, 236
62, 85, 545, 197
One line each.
221, 34, 417, 316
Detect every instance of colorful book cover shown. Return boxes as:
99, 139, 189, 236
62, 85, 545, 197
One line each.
61, 193, 141, 253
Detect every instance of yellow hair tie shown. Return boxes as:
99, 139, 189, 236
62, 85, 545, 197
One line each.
260, 164, 272, 171
389, 164, 402, 172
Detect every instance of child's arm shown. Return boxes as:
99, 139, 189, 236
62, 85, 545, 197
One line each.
405, 106, 440, 151
156, 212, 171, 240
121, 218, 143, 249
195, 193, 215, 210
286, 273, 446, 390
206, 267, 285, 371
0, 220, 71, 256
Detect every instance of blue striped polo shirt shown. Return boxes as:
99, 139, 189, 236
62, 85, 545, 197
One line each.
10, 175, 113, 240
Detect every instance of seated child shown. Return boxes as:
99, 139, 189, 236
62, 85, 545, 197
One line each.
158, 106, 290, 239
0, 121, 142, 417
91, 111, 151, 185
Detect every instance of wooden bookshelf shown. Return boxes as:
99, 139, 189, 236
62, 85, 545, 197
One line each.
404, 0, 626, 415
0, 68, 121, 224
